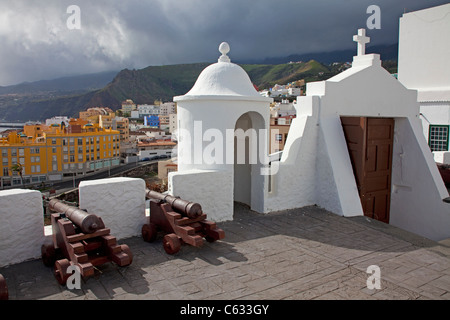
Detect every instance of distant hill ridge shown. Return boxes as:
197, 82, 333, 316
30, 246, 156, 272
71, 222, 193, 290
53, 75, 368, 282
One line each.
0, 70, 119, 95
0, 44, 398, 122
240, 43, 398, 65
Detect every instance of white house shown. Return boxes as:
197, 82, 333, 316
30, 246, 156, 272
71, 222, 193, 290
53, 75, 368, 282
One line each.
45, 116, 69, 127
398, 3, 450, 162
160, 102, 176, 115
270, 100, 296, 117
138, 104, 160, 117
169, 37, 450, 242
169, 113, 177, 134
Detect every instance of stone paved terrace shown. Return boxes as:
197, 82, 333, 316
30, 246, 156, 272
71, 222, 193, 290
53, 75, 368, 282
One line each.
1, 203, 450, 301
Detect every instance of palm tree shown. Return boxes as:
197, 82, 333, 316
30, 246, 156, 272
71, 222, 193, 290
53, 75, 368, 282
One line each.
10, 163, 24, 186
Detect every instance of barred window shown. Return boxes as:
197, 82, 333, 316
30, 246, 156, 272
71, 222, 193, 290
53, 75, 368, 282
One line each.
429, 125, 449, 151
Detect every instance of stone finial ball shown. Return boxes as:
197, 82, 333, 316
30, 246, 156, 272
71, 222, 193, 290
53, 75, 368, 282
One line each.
219, 42, 230, 55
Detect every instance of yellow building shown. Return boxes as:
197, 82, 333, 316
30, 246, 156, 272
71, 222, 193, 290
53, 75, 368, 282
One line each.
79, 107, 114, 122
0, 122, 121, 188
121, 99, 136, 115
99, 113, 130, 144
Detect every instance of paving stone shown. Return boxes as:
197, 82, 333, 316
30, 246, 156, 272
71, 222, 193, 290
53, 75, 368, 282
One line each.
403, 266, 442, 288
428, 274, 450, 292
1, 204, 450, 300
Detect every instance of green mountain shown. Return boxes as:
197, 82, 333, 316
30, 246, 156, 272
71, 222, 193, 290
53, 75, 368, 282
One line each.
0, 60, 341, 122
89, 60, 330, 109
0, 71, 118, 95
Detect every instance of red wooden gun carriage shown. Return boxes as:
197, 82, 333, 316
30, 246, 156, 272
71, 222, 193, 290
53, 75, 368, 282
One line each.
142, 190, 225, 254
41, 199, 133, 285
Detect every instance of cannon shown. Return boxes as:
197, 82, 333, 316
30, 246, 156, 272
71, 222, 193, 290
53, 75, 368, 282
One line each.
41, 199, 133, 285
47, 199, 104, 234
142, 189, 225, 254
0, 274, 8, 300
145, 190, 203, 219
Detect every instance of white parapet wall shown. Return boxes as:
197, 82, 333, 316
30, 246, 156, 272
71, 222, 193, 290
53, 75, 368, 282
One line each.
169, 169, 234, 222
0, 189, 46, 267
434, 151, 450, 165
79, 177, 147, 240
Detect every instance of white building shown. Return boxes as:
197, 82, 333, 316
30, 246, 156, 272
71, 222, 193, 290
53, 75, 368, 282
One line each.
138, 104, 160, 117
260, 85, 301, 98
398, 3, 450, 161
288, 87, 301, 96
45, 116, 69, 127
169, 113, 177, 134
169, 38, 450, 241
270, 100, 296, 117
130, 110, 140, 119
160, 102, 176, 115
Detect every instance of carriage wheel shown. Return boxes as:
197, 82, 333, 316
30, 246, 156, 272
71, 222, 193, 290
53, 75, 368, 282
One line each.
163, 234, 181, 255
54, 259, 71, 285
120, 244, 133, 265
142, 223, 158, 242
0, 274, 8, 300
205, 236, 217, 243
41, 243, 56, 267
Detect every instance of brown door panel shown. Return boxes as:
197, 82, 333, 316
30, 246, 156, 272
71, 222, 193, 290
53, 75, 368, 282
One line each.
341, 117, 394, 223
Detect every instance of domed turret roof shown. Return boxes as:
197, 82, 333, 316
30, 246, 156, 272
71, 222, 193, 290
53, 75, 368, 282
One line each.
174, 42, 270, 102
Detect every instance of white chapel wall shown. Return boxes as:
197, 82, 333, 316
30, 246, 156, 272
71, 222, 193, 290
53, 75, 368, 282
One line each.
391, 117, 450, 241
398, 4, 450, 92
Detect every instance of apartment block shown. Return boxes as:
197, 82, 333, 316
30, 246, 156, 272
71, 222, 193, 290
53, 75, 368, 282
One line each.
0, 122, 121, 188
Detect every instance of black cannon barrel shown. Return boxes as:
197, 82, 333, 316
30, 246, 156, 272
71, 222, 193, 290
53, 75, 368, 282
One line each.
48, 199, 104, 234
145, 189, 203, 219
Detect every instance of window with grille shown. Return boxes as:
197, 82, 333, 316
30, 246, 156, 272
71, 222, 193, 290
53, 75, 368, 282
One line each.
429, 125, 449, 151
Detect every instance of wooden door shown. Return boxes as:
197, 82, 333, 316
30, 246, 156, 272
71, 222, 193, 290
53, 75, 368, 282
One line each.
341, 117, 394, 223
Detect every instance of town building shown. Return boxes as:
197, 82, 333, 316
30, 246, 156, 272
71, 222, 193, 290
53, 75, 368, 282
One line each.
137, 139, 176, 160
79, 107, 114, 122
158, 114, 170, 130
269, 115, 295, 153
0, 122, 121, 188
121, 99, 137, 115
270, 99, 297, 118
260, 83, 303, 98
131, 104, 160, 119
143, 115, 160, 128
159, 102, 177, 115
99, 113, 130, 146
45, 116, 70, 127
169, 113, 177, 134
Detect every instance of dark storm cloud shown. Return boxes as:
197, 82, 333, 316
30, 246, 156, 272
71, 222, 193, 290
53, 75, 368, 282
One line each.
0, 0, 448, 85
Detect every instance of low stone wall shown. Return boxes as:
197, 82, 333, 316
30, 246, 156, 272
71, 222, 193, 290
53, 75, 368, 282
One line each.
0, 189, 46, 267
78, 177, 147, 240
169, 169, 233, 222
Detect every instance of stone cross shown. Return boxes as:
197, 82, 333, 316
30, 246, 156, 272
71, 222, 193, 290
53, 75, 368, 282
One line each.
353, 28, 370, 56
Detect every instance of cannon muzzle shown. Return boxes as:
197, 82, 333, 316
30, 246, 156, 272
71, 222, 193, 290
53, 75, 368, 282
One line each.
145, 189, 203, 219
48, 199, 104, 234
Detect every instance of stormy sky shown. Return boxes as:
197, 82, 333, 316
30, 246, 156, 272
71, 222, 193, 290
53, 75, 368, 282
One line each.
0, 0, 447, 86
